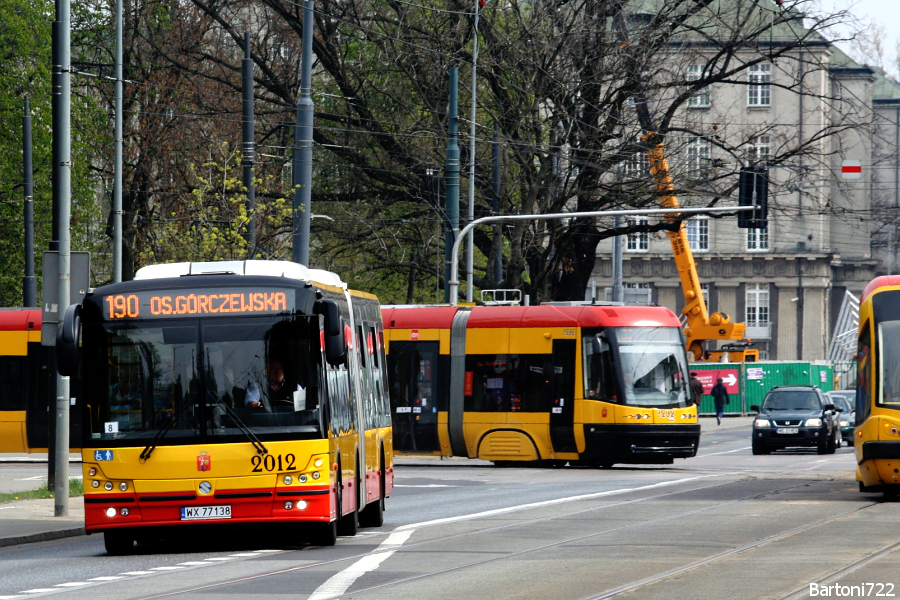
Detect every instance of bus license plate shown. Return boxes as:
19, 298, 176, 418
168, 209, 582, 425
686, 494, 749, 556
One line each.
181, 505, 232, 521
776, 428, 799, 435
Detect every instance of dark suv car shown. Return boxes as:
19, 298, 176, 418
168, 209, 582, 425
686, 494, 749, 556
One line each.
750, 386, 840, 455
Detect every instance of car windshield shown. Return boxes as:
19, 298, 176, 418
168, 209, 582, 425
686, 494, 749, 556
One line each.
762, 391, 821, 411
827, 395, 852, 412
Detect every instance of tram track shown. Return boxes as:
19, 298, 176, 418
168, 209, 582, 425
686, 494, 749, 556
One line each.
127, 461, 875, 600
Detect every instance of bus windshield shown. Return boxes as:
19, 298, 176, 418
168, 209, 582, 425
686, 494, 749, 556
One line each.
584, 327, 689, 407
82, 316, 323, 447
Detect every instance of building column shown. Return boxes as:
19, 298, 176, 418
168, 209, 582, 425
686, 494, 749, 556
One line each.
715, 282, 739, 324
775, 281, 799, 361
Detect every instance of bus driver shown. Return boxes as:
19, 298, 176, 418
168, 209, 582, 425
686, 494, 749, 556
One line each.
245, 359, 303, 409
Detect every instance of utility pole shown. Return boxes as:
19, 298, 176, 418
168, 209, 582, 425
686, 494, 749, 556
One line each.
53, 0, 73, 517
113, 0, 123, 282
445, 67, 460, 303
466, 0, 487, 303
23, 99, 37, 307
242, 33, 257, 257
292, 0, 314, 266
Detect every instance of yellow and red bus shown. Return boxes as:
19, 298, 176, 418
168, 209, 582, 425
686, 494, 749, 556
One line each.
57, 260, 392, 553
855, 275, 900, 496
383, 303, 699, 467
0, 309, 81, 453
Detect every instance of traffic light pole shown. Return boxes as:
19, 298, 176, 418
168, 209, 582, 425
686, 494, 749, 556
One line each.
447, 205, 755, 306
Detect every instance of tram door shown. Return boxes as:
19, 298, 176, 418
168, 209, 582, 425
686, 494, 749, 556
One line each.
549, 339, 577, 453
388, 341, 442, 453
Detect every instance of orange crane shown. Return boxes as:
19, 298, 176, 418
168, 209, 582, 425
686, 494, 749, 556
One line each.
613, 14, 756, 362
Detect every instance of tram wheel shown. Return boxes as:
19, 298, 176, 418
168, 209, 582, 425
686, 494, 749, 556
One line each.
104, 529, 135, 556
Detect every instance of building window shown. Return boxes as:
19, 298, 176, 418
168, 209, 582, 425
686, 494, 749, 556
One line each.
687, 65, 710, 107
746, 283, 770, 327
701, 283, 710, 308
687, 217, 709, 252
746, 226, 769, 251
748, 63, 771, 107
748, 135, 770, 164
626, 218, 649, 252
686, 136, 710, 178
623, 152, 649, 179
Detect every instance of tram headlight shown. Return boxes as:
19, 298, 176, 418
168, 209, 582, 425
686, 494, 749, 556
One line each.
754, 419, 770, 428
104, 482, 114, 491
314, 458, 324, 468
88, 467, 98, 477
299, 474, 308, 483
283, 475, 293, 485
312, 472, 321, 480
806, 418, 823, 427
119, 482, 128, 492
92, 480, 100, 488
106, 508, 117, 518
296, 500, 308, 511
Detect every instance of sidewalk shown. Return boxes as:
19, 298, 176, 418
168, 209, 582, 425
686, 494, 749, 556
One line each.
0, 453, 85, 548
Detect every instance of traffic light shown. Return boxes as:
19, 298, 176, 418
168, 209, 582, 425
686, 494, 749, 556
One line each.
737, 167, 768, 228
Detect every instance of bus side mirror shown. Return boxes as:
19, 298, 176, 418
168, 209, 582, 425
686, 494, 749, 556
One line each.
318, 299, 346, 366
56, 304, 82, 376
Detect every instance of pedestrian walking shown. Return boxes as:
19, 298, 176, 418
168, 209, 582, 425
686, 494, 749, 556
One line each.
711, 377, 729, 425
689, 372, 704, 407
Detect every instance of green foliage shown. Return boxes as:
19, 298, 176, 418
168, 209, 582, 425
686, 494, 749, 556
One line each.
0, 477, 84, 505
0, 0, 109, 307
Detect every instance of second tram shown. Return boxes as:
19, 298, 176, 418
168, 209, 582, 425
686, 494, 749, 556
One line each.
57, 260, 393, 552
383, 303, 699, 467
856, 275, 900, 495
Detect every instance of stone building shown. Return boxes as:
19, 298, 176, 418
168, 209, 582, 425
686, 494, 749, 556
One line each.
589, 18, 900, 361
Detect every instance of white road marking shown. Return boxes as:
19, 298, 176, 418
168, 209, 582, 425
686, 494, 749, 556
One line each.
308, 530, 414, 600
396, 474, 718, 532
392, 484, 453, 488
150, 566, 185, 571
54, 582, 91, 587
88, 576, 125, 581
203, 557, 235, 561
178, 561, 212, 566
697, 446, 752, 456
119, 571, 154, 576
21, 589, 59, 594
14, 476, 45, 481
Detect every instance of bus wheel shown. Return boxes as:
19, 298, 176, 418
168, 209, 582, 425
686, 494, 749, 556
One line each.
104, 530, 134, 555
309, 520, 337, 546
337, 470, 359, 537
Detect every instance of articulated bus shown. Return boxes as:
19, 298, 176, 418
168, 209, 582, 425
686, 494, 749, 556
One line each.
56, 260, 393, 553
856, 275, 900, 496
382, 303, 699, 467
0, 309, 80, 453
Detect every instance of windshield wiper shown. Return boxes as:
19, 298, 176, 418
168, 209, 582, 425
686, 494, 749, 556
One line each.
140, 396, 194, 461
209, 393, 268, 455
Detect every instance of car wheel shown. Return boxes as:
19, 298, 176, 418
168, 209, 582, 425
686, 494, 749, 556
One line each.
817, 437, 829, 454
828, 430, 837, 454
752, 439, 768, 455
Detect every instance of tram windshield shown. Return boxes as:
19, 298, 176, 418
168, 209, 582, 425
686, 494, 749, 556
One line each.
878, 320, 900, 408
81, 316, 323, 447
583, 327, 690, 407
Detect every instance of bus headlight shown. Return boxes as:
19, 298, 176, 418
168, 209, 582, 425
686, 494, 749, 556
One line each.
92, 480, 100, 488
806, 418, 823, 427
312, 472, 320, 480
754, 419, 770, 428
106, 508, 116, 517
283, 475, 293, 485
104, 482, 114, 491
314, 458, 324, 468
299, 474, 308, 483
119, 482, 128, 492
296, 500, 308, 510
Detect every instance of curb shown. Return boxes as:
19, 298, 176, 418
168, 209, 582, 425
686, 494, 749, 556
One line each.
0, 527, 86, 548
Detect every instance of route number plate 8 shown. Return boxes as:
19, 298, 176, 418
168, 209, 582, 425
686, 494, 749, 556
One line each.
181, 505, 232, 520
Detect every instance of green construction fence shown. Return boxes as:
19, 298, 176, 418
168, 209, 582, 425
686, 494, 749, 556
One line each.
690, 361, 835, 416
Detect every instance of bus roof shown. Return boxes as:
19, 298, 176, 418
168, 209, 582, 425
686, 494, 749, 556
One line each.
135, 260, 333, 284
0, 308, 42, 331
862, 275, 900, 303
381, 304, 681, 329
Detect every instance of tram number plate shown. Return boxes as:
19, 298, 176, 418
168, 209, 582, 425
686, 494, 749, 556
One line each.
658, 409, 675, 419
181, 505, 232, 520
776, 428, 799, 435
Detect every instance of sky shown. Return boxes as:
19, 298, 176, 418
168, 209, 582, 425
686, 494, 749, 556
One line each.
817, 0, 900, 79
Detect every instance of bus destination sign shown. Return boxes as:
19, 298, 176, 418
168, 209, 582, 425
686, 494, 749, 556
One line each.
101, 288, 293, 320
